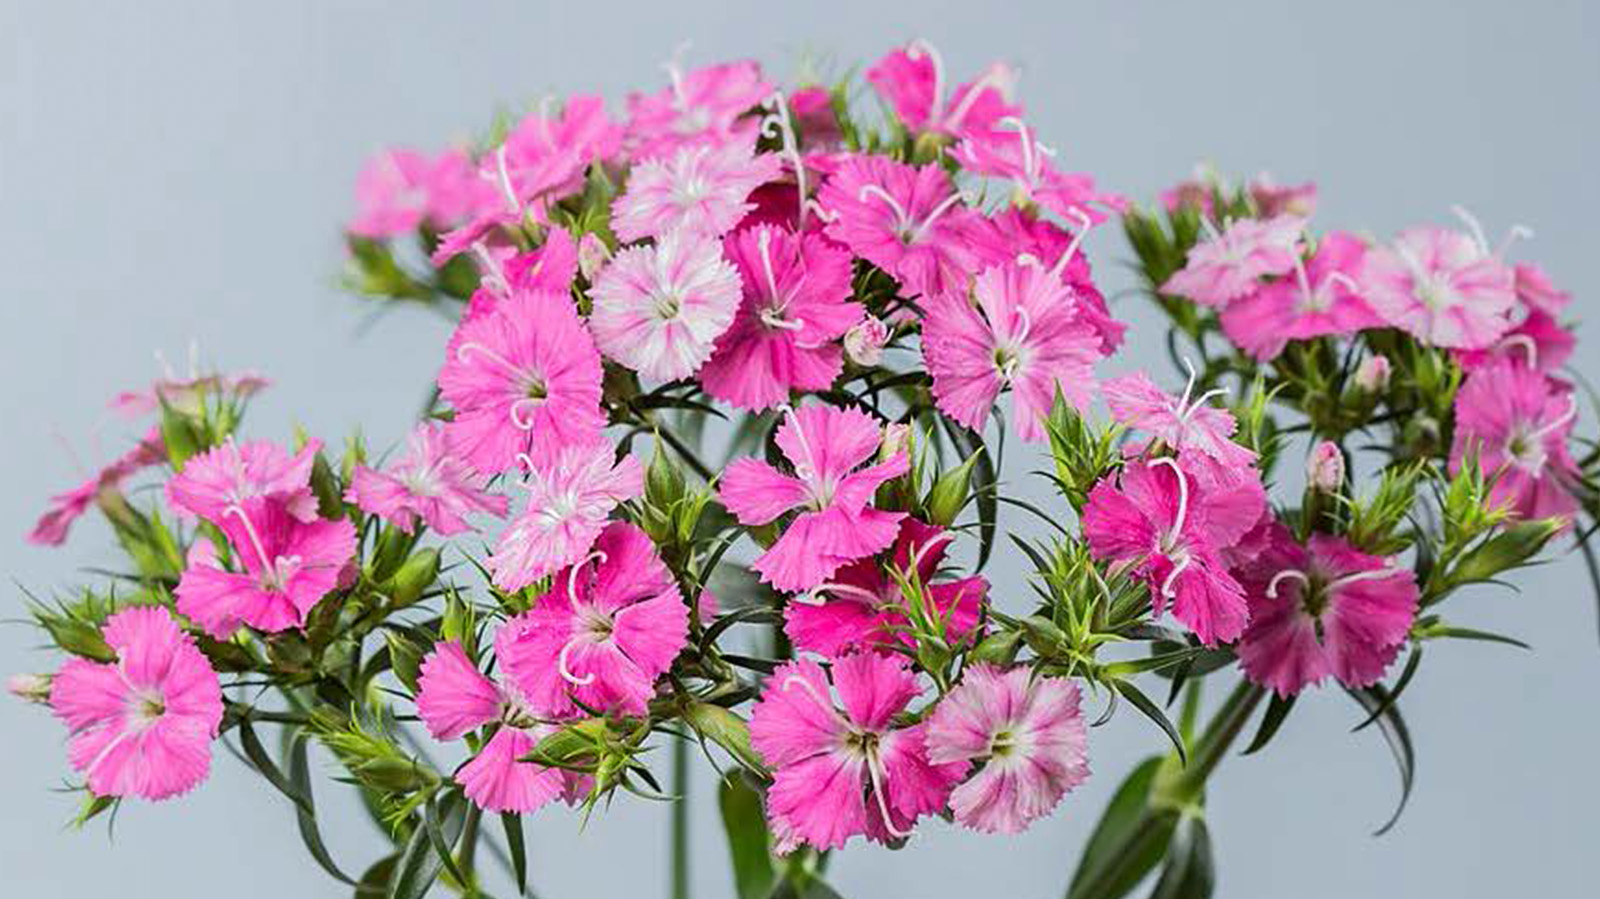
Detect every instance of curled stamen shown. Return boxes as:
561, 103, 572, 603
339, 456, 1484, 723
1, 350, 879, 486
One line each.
470, 241, 511, 296
865, 745, 913, 840
509, 397, 544, 431
1292, 247, 1314, 307
781, 674, 849, 728
492, 144, 521, 216
905, 40, 947, 121
1160, 551, 1192, 600
1321, 271, 1361, 296
803, 199, 837, 224
1325, 565, 1404, 591
996, 116, 1037, 183
906, 531, 956, 573
566, 550, 609, 605
808, 581, 885, 606
513, 452, 539, 476
1495, 224, 1534, 258
1010, 305, 1033, 348
455, 341, 525, 379
756, 228, 786, 306
557, 638, 595, 686
761, 91, 809, 228
908, 190, 970, 245
1498, 334, 1539, 369
761, 309, 805, 331
663, 41, 693, 111
1050, 209, 1095, 279
858, 184, 912, 232
1451, 205, 1491, 257
1148, 457, 1191, 542
223, 504, 276, 579
1266, 568, 1311, 599
942, 65, 1015, 132
1528, 395, 1579, 443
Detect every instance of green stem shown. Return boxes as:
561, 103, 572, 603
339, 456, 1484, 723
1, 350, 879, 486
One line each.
1174, 679, 1265, 800
670, 736, 690, 899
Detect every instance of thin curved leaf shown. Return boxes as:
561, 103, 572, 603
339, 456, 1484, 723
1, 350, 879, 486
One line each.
390, 792, 464, 899
1067, 757, 1176, 899
1344, 686, 1415, 836
1114, 680, 1187, 764
1147, 813, 1215, 899
289, 734, 356, 884
1352, 646, 1422, 733
718, 773, 777, 899
500, 813, 527, 896
1241, 692, 1296, 756
237, 719, 312, 816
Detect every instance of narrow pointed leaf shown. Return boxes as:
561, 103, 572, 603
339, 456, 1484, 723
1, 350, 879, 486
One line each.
1344, 686, 1415, 836
500, 813, 528, 896
289, 734, 356, 884
1114, 680, 1187, 764
1067, 757, 1175, 899
717, 773, 777, 899
1241, 692, 1296, 756
1147, 813, 1215, 899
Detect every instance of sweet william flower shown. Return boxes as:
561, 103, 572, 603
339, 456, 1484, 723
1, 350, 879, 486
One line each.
1449, 359, 1580, 521
983, 207, 1124, 353
1362, 224, 1516, 349
30, 427, 165, 547
165, 437, 321, 526
624, 56, 772, 161
48, 607, 223, 801
1454, 308, 1575, 374
499, 522, 688, 717
348, 148, 497, 239
589, 229, 743, 381
488, 442, 644, 593
346, 422, 509, 536
1247, 174, 1318, 219
718, 405, 908, 592
1101, 364, 1257, 472
109, 364, 270, 420
748, 654, 963, 851
954, 119, 1126, 224
865, 41, 1019, 137
1219, 231, 1382, 361
697, 224, 862, 411
925, 664, 1089, 834
1162, 215, 1305, 307
611, 142, 783, 242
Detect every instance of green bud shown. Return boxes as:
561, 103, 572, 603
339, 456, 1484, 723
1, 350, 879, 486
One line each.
309, 452, 344, 519
159, 405, 203, 471
353, 756, 436, 792
969, 629, 1023, 666
1445, 519, 1563, 591
385, 548, 440, 609
385, 630, 426, 695
1019, 615, 1068, 656
682, 702, 768, 776
646, 440, 687, 510
368, 526, 413, 582
924, 452, 978, 527
40, 617, 115, 663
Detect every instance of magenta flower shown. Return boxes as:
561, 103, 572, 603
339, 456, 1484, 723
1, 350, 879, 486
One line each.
818, 155, 984, 299
48, 607, 222, 801
438, 287, 606, 474
1449, 359, 1581, 521
955, 119, 1126, 224
175, 497, 357, 638
1235, 525, 1418, 696
923, 260, 1106, 442
984, 208, 1124, 353
488, 442, 644, 593
624, 57, 772, 161
1513, 263, 1571, 315
348, 148, 496, 239
416, 639, 588, 813
589, 230, 743, 381
498, 522, 688, 717
1161, 215, 1305, 307
697, 225, 861, 411
1247, 174, 1318, 219
1101, 365, 1257, 472
925, 664, 1089, 834
464, 227, 581, 325
749, 654, 963, 851
165, 437, 321, 526
786, 518, 987, 657
30, 427, 165, 547
1361, 225, 1516, 349
865, 42, 1019, 137
1082, 458, 1256, 645
718, 405, 909, 592
1455, 307, 1575, 374
346, 423, 509, 536
611, 142, 783, 242
1219, 231, 1383, 360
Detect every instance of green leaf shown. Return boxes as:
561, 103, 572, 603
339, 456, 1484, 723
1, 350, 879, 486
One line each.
1344, 686, 1415, 836
1240, 692, 1296, 756
683, 702, 769, 777
1147, 813, 1215, 899
1417, 624, 1530, 651
423, 794, 469, 889
500, 813, 528, 897
1114, 680, 1187, 764
1067, 757, 1176, 899
717, 773, 777, 899
237, 719, 313, 816
354, 854, 399, 897
289, 734, 356, 885
1351, 646, 1422, 733
389, 792, 464, 899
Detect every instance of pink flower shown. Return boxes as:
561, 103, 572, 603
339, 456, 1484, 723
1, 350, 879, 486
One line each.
589, 230, 742, 381
438, 287, 606, 474
611, 143, 783, 242
30, 427, 165, 547
748, 654, 963, 851
923, 260, 1106, 442
788, 86, 841, 149
1082, 458, 1257, 644
1449, 359, 1580, 521
346, 423, 508, 535
464, 227, 581, 325
349, 148, 496, 239
718, 405, 909, 592
48, 607, 222, 800
865, 42, 1019, 137
1247, 174, 1318, 219
1513, 263, 1570, 314
1219, 231, 1383, 360
925, 664, 1088, 834
786, 518, 987, 657
499, 522, 688, 717
955, 120, 1126, 224
1362, 226, 1516, 349
110, 368, 270, 420
175, 497, 358, 638
1455, 308, 1575, 373
1101, 367, 1257, 472
1235, 526, 1417, 696
624, 58, 772, 161
165, 438, 320, 526
1162, 215, 1306, 307
488, 443, 644, 593
818, 155, 984, 299
983, 208, 1124, 353
697, 225, 861, 410
416, 639, 588, 813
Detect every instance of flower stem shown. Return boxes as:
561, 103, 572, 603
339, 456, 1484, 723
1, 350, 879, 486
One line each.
1174, 679, 1265, 801
671, 736, 690, 899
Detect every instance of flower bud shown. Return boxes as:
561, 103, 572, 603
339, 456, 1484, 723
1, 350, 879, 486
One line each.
7, 673, 52, 705
1308, 440, 1345, 493
577, 232, 610, 282
880, 423, 911, 461
1354, 355, 1391, 393
386, 547, 441, 609
843, 316, 890, 367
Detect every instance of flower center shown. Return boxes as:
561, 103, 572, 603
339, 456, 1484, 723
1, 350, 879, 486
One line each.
128, 688, 166, 726
653, 290, 683, 320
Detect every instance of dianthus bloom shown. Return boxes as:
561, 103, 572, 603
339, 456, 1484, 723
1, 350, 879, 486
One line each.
1248, 174, 1318, 219
1219, 231, 1382, 360
498, 522, 688, 717
1361, 225, 1516, 349
346, 422, 508, 536
48, 607, 223, 800
348, 148, 495, 239
1449, 359, 1580, 521
588, 230, 742, 381
1234, 525, 1418, 696
818, 155, 984, 299
1161, 215, 1305, 307
865, 41, 1019, 137
488, 443, 644, 593
718, 405, 908, 592
923, 260, 1107, 442
416, 638, 587, 813
925, 664, 1088, 834
697, 225, 861, 410
955, 119, 1125, 225
624, 58, 772, 161
786, 518, 987, 657
1082, 457, 1260, 644
110, 367, 270, 420
438, 287, 605, 473
1101, 366, 1256, 471
175, 496, 358, 638
611, 143, 783, 242
748, 654, 963, 851
30, 427, 165, 546
165, 438, 320, 525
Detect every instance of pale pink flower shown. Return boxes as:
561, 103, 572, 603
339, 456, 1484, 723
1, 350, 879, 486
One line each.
611, 143, 783, 242
1449, 359, 1581, 521
48, 607, 222, 800
1354, 355, 1391, 392
1513, 263, 1570, 314
349, 148, 496, 239
488, 443, 644, 593
1362, 225, 1516, 349
718, 405, 909, 592
843, 316, 891, 367
983, 208, 1124, 353
955, 120, 1126, 224
175, 497, 357, 638
110, 368, 270, 420
1235, 525, 1417, 696
786, 518, 987, 657
865, 42, 1019, 137
8, 673, 51, 704
697, 225, 861, 410
1101, 366, 1257, 472
624, 58, 772, 161
748, 654, 963, 851
926, 664, 1088, 834
588, 230, 742, 381
346, 423, 508, 536
30, 427, 165, 547
1247, 174, 1318, 219
165, 438, 320, 526
499, 522, 688, 717
438, 287, 606, 474
1162, 215, 1306, 307
1219, 231, 1382, 361
923, 261, 1106, 442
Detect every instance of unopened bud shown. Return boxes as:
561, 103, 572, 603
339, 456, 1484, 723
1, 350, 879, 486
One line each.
880, 423, 911, 461
577, 233, 611, 282
843, 316, 890, 367
1308, 440, 1345, 493
386, 547, 441, 608
1354, 355, 1391, 392
7, 673, 52, 704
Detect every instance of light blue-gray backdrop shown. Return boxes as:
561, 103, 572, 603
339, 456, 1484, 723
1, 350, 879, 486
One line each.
3, 2, 1597, 897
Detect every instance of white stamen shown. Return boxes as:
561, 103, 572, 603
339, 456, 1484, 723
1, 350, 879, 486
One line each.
1160, 551, 1192, 600
905, 40, 947, 121
997, 116, 1037, 183
908, 190, 970, 244
566, 550, 609, 605
781, 675, 849, 728
865, 745, 913, 840
1451, 205, 1491, 257
1325, 565, 1404, 591
761, 91, 810, 227
663, 41, 693, 111
1266, 568, 1310, 599
1528, 395, 1579, 443
470, 241, 511, 296
1050, 209, 1095, 279
492, 144, 521, 216
1495, 224, 1534, 258
942, 66, 1013, 132
807, 581, 884, 606
557, 638, 595, 686
1148, 457, 1191, 542
858, 184, 912, 232
906, 531, 956, 573
1498, 334, 1540, 369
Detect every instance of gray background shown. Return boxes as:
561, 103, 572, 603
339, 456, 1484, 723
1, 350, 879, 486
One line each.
2, 2, 1596, 897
